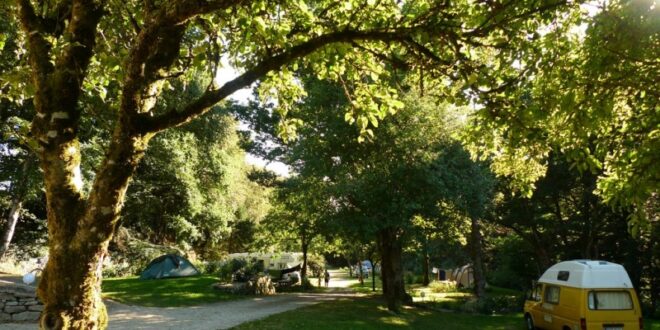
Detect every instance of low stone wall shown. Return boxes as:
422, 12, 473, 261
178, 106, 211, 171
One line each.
0, 280, 42, 323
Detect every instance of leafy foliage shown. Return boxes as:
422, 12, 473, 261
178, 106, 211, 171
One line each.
466, 0, 659, 230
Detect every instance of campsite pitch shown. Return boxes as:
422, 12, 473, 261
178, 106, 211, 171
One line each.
102, 275, 239, 307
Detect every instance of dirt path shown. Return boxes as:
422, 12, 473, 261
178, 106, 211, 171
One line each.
0, 292, 359, 330
0, 269, 362, 330
106, 291, 358, 330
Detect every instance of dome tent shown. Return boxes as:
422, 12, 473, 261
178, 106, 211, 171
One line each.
140, 254, 200, 280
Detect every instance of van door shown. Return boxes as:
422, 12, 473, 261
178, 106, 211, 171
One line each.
524, 283, 545, 329
541, 285, 561, 329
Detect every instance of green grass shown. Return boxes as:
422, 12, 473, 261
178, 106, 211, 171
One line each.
230, 295, 660, 329
644, 319, 660, 330
232, 296, 525, 330
102, 275, 240, 307
349, 275, 383, 294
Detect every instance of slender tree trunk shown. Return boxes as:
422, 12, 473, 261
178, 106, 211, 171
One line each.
378, 227, 411, 312
301, 240, 308, 279
422, 242, 430, 286
0, 157, 34, 260
0, 199, 22, 260
369, 259, 376, 292
345, 257, 353, 277
358, 260, 364, 285
470, 217, 487, 298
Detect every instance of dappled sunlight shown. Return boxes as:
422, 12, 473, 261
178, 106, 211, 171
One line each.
378, 316, 410, 327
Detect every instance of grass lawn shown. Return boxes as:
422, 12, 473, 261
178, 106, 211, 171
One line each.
349, 275, 383, 294
102, 275, 240, 307
232, 296, 526, 330
231, 286, 660, 330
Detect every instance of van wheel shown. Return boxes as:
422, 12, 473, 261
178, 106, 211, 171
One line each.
525, 314, 537, 330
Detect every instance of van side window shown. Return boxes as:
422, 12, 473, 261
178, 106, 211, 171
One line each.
588, 291, 633, 310
544, 285, 560, 304
529, 284, 543, 302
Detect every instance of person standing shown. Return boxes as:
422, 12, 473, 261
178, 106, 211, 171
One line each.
324, 269, 330, 287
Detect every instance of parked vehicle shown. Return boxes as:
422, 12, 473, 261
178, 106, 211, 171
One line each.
524, 260, 643, 330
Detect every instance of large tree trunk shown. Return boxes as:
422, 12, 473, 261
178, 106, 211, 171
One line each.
470, 217, 487, 298
37, 125, 152, 329
378, 227, 411, 312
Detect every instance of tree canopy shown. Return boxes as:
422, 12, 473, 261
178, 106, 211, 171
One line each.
1, 0, 657, 328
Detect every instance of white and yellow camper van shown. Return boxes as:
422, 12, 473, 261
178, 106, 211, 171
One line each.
524, 260, 643, 330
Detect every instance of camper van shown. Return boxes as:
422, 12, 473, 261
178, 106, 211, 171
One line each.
524, 260, 643, 330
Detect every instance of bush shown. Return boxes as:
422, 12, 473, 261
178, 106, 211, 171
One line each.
429, 281, 457, 293
461, 295, 524, 315
202, 260, 223, 275
216, 257, 266, 283
405, 271, 416, 285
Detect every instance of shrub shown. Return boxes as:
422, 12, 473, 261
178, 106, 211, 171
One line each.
461, 295, 524, 315
216, 257, 266, 283
306, 254, 326, 277
429, 281, 458, 293
202, 260, 223, 275
405, 271, 416, 285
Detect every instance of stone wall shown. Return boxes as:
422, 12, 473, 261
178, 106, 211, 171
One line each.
0, 280, 42, 323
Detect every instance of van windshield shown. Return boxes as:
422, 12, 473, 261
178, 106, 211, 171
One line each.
588, 291, 633, 310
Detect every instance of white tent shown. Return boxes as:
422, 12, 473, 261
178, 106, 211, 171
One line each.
454, 264, 474, 288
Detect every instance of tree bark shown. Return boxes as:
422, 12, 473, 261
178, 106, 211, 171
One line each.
378, 227, 411, 312
470, 217, 487, 298
37, 125, 152, 329
422, 241, 430, 286
301, 239, 308, 279
345, 257, 353, 277
358, 260, 364, 285
369, 259, 376, 292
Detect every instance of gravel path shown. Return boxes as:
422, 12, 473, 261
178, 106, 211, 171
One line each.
0, 292, 357, 330
0, 269, 361, 330
105, 291, 356, 330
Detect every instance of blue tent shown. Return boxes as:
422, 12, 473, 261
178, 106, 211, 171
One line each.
140, 254, 200, 280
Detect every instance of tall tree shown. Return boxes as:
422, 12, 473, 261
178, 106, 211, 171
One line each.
262, 176, 328, 279
264, 78, 494, 308
3, 0, 577, 326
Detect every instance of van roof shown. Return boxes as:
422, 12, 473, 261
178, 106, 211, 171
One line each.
538, 260, 634, 289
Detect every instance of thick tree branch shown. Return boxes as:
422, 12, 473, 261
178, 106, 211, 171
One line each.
161, 0, 246, 24
465, 0, 569, 37
17, 0, 55, 86
141, 29, 410, 132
